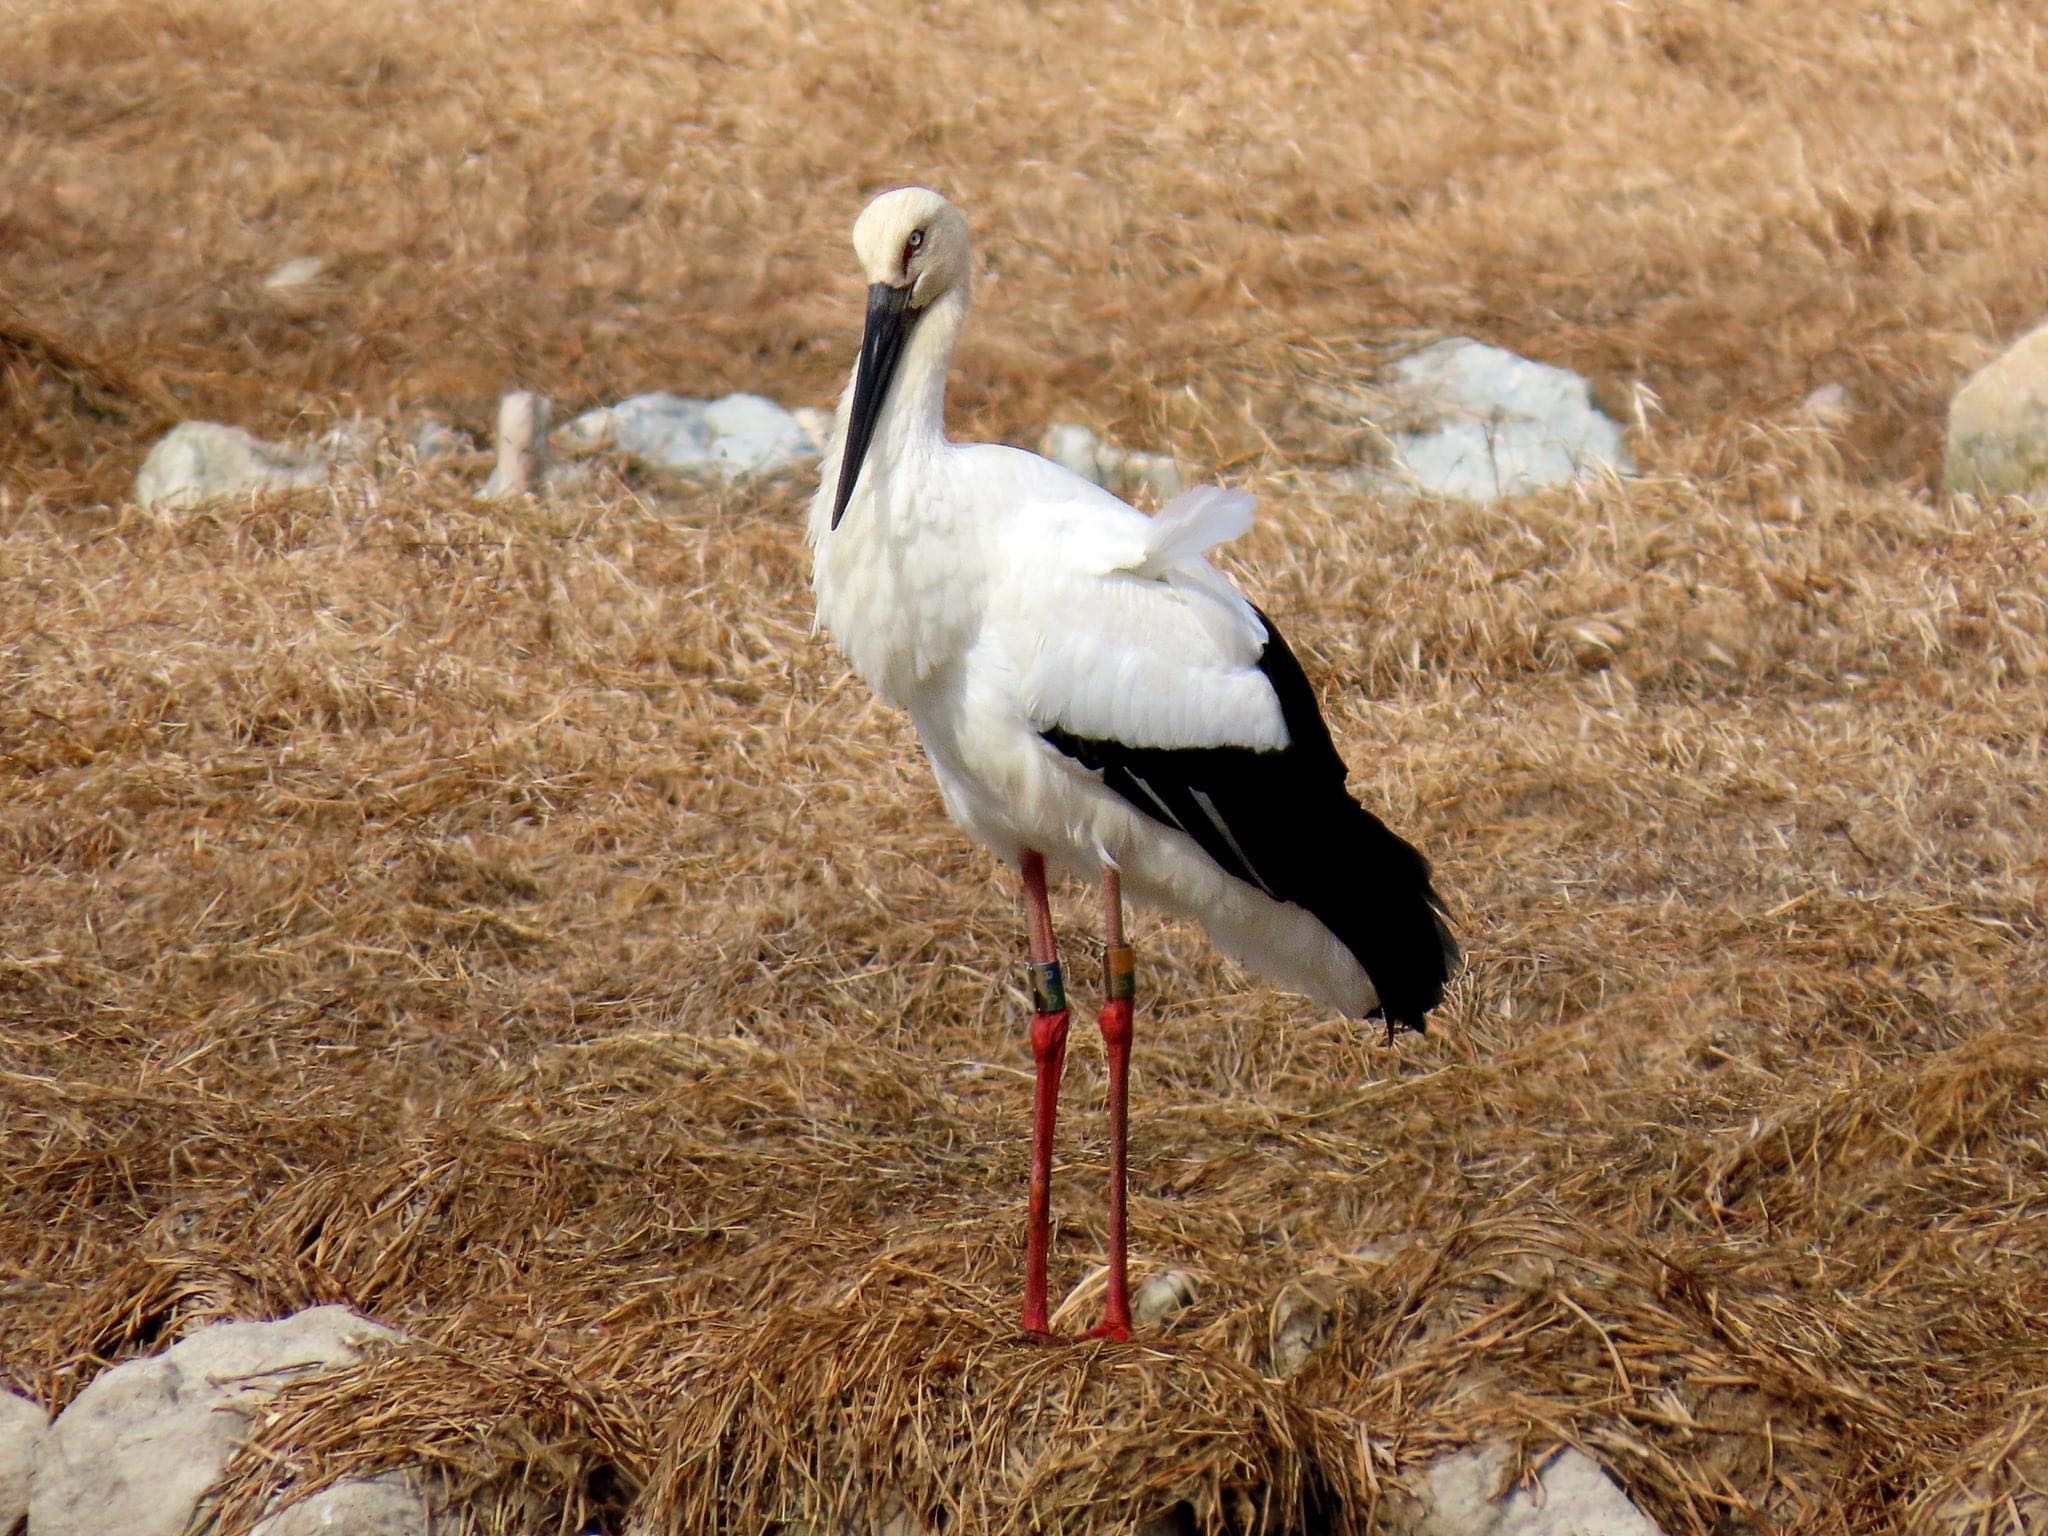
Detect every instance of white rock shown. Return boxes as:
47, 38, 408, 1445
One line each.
1, 1391, 48, 1533
1414, 1444, 1665, 1536
791, 405, 834, 455
566, 391, 704, 467
134, 421, 334, 510
1371, 338, 1633, 500
313, 419, 382, 465
262, 256, 329, 292
1038, 422, 1186, 503
562, 391, 819, 478
1042, 422, 1110, 481
1946, 319, 2048, 498
1797, 382, 1851, 427
1909, 1415, 2048, 1536
1132, 1269, 1197, 1327
702, 392, 817, 474
30, 1306, 405, 1536
1266, 1287, 1329, 1379
409, 415, 474, 462
250, 1470, 436, 1536
1352, 1236, 1412, 1264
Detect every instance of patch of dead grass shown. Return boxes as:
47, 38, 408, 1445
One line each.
1, 463, 2041, 1534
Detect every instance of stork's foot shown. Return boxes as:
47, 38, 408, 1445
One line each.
1013, 1318, 1130, 1344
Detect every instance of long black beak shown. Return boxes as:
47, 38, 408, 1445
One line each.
830, 282, 916, 530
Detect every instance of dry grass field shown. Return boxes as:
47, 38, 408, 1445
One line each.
3, 2, 2046, 1533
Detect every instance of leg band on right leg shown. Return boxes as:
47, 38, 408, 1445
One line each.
1030, 959, 1067, 1016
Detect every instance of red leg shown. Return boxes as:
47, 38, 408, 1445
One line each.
1019, 850, 1069, 1338
1090, 865, 1136, 1342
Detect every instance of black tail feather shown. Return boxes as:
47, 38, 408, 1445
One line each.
1317, 796, 1457, 1034
1041, 606, 1458, 1032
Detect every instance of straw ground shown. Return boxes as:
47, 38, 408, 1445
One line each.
3, 2, 2045, 1533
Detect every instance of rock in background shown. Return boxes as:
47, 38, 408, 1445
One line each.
28, 1306, 404, 1536
1946, 319, 2048, 499
1, 1392, 47, 1535
248, 1470, 438, 1536
1039, 423, 1187, 503
1412, 1443, 1667, 1536
132, 387, 824, 512
1355, 337, 1633, 499
133, 421, 346, 510
561, 391, 821, 478
125, 347, 1638, 515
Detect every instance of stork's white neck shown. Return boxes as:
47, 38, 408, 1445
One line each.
810, 278, 971, 556
882, 280, 968, 448
808, 275, 981, 702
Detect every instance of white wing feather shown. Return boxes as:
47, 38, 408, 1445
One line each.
1131, 486, 1268, 653
974, 454, 1284, 752
1137, 485, 1256, 569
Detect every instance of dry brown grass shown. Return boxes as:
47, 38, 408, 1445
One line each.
3, 2, 2047, 1534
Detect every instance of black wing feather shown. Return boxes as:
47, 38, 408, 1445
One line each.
1042, 607, 1457, 1032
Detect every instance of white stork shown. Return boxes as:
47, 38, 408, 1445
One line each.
807, 187, 1458, 1340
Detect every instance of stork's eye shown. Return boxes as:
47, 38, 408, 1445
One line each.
904, 228, 926, 263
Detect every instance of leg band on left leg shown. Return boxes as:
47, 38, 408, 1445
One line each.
1104, 944, 1135, 1002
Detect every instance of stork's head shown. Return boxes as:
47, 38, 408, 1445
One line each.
852, 186, 970, 309
830, 187, 969, 529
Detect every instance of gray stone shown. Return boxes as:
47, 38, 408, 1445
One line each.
249, 1470, 436, 1536
134, 422, 335, 510
258, 256, 339, 316
1, 1391, 47, 1534
262, 256, 329, 292
1267, 1287, 1329, 1379
1040, 422, 1187, 503
1043, 422, 1111, 480
1908, 1415, 2048, 1536
791, 406, 833, 456
564, 391, 704, 468
562, 391, 819, 478
1797, 382, 1851, 427
1414, 1444, 1665, 1536
409, 415, 474, 463
30, 1306, 404, 1536
1946, 319, 2048, 498
1369, 338, 1632, 500
312, 419, 382, 465
1132, 1269, 1197, 1327
702, 393, 817, 474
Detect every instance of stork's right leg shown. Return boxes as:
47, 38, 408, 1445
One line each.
1019, 849, 1069, 1337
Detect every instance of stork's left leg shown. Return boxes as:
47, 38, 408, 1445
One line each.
1090, 863, 1136, 1341
1019, 849, 1069, 1338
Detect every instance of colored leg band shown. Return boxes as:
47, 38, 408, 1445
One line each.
1031, 960, 1067, 1015
1105, 945, 1136, 1001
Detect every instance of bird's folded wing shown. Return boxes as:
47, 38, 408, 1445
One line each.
997, 486, 1288, 752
